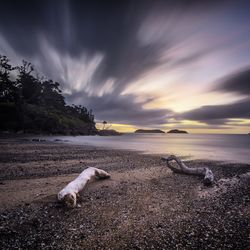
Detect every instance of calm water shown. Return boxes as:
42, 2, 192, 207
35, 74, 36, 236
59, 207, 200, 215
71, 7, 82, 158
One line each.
40, 133, 250, 164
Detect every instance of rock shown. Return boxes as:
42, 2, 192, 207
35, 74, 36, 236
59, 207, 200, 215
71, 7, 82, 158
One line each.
134, 129, 165, 133
98, 129, 122, 136
167, 129, 188, 134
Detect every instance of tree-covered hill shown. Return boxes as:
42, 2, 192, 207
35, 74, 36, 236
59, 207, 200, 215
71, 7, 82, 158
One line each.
0, 55, 97, 135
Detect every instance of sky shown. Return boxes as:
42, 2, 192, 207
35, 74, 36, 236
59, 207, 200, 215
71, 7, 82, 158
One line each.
0, 0, 250, 133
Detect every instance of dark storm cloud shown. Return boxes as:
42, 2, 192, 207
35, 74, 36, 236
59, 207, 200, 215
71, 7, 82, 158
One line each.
0, 0, 248, 126
214, 68, 250, 95
0, 0, 176, 124
0, 0, 224, 90
66, 90, 173, 126
0, 0, 163, 81
0, 0, 217, 125
179, 67, 250, 124
180, 97, 250, 124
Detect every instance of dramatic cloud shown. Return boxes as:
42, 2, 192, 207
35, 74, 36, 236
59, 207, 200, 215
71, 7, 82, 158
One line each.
66, 90, 173, 126
180, 97, 250, 124
180, 68, 250, 124
0, 0, 250, 130
214, 68, 250, 95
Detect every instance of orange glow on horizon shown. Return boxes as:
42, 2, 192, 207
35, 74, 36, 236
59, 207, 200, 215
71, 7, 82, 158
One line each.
96, 119, 250, 134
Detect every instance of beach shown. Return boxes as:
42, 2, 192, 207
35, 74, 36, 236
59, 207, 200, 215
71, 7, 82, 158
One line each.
0, 139, 249, 249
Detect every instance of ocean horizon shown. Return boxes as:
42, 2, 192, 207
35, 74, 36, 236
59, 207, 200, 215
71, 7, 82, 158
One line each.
33, 133, 250, 164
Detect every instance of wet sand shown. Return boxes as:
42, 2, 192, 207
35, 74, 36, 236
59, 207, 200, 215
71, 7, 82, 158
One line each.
0, 139, 249, 249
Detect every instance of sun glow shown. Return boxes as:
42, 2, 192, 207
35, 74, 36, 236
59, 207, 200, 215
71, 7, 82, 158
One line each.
96, 123, 137, 133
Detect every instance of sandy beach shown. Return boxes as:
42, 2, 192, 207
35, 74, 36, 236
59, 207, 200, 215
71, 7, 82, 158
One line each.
0, 138, 249, 249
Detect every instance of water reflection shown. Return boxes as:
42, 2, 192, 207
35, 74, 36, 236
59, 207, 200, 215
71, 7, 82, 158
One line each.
41, 134, 250, 164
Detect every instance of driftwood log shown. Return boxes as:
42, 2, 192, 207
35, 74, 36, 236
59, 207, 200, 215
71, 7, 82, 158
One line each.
162, 155, 214, 185
58, 167, 110, 208
198, 172, 250, 198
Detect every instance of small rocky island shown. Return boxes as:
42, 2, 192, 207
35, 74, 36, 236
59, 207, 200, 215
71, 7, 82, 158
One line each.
167, 129, 188, 134
98, 129, 122, 136
135, 129, 165, 134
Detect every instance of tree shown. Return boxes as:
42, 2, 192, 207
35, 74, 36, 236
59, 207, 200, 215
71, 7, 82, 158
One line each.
41, 80, 65, 109
0, 54, 97, 134
0, 55, 15, 102
102, 120, 107, 130
16, 60, 42, 105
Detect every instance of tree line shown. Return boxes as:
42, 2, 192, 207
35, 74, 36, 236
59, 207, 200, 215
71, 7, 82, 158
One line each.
0, 55, 96, 134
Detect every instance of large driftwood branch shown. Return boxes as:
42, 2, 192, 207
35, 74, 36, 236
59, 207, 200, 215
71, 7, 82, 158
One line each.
198, 172, 250, 198
58, 167, 110, 208
161, 155, 214, 185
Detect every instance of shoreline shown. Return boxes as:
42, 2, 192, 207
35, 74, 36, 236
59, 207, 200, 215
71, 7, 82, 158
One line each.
2, 133, 250, 165
0, 139, 249, 249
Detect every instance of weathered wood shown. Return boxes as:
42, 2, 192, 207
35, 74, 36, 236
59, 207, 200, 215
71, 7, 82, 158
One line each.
162, 155, 214, 185
58, 167, 110, 208
198, 172, 250, 198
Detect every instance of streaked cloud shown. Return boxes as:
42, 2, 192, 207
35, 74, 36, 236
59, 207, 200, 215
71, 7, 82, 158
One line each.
179, 67, 250, 127
0, 0, 250, 132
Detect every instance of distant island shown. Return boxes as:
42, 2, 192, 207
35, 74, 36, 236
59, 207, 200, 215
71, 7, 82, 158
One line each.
98, 129, 122, 136
135, 129, 165, 134
167, 129, 188, 134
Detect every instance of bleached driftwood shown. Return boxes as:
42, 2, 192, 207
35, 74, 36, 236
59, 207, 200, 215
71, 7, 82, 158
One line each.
162, 155, 214, 185
58, 167, 110, 208
198, 172, 250, 198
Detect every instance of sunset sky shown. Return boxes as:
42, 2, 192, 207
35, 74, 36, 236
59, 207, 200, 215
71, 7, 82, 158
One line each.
0, 0, 249, 133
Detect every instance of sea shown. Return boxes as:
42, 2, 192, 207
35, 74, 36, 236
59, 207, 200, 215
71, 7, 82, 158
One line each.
40, 133, 250, 164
